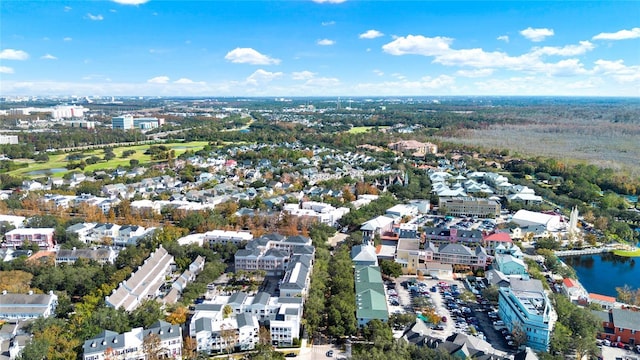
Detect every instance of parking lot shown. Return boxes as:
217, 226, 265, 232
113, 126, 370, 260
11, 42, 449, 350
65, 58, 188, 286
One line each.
389, 275, 516, 355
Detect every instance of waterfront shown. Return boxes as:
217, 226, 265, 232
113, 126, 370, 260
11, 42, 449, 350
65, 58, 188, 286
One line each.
562, 253, 639, 298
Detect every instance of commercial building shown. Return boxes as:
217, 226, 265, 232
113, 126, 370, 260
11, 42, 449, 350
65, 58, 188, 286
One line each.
424, 242, 488, 270
438, 197, 500, 218
111, 115, 134, 130
354, 265, 388, 327
593, 308, 640, 345
0, 135, 18, 145
498, 278, 553, 352
204, 230, 253, 246
133, 117, 164, 129
511, 210, 564, 232
0, 291, 58, 320
82, 321, 182, 360
388, 140, 438, 155
423, 227, 484, 249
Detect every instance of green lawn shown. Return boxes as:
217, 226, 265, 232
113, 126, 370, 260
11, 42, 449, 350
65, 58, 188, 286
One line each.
613, 248, 640, 257
10, 141, 210, 179
347, 126, 389, 134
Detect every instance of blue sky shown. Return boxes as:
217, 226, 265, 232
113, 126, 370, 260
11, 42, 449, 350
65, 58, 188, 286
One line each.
1, 0, 639, 97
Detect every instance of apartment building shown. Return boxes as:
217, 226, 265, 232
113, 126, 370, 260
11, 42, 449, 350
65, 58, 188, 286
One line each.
105, 246, 174, 311
83, 321, 182, 360
0, 291, 58, 320
3, 228, 55, 250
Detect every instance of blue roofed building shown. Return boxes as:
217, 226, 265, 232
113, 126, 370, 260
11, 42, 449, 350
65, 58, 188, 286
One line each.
498, 278, 554, 352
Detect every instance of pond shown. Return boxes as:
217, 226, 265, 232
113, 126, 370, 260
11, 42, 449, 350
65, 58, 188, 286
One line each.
25, 168, 67, 176
562, 252, 639, 297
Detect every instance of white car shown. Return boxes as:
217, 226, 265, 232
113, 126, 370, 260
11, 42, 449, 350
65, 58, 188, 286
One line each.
602, 339, 611, 346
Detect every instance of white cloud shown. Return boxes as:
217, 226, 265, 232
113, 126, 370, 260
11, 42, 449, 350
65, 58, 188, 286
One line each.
593, 27, 640, 41
0, 66, 14, 74
456, 69, 494, 78
382, 35, 453, 56
87, 13, 104, 21
373, 69, 384, 76
174, 78, 194, 84
520, 27, 554, 42
246, 69, 283, 85
312, 0, 347, 3
224, 47, 280, 65
304, 77, 340, 87
0, 49, 29, 60
593, 59, 640, 82
292, 71, 316, 80
317, 39, 335, 46
497, 35, 509, 43
321, 21, 335, 26
531, 41, 594, 56
354, 75, 454, 94
41, 54, 58, 60
359, 30, 384, 39
64, 37, 73, 42
64, 6, 72, 12
112, 0, 149, 5
383, 35, 597, 79
147, 76, 170, 84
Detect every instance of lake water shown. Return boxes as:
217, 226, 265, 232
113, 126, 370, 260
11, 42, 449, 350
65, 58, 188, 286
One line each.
25, 167, 67, 176
562, 253, 640, 297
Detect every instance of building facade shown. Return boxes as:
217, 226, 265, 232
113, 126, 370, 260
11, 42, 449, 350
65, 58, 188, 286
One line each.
82, 321, 182, 360
3, 228, 55, 250
105, 246, 174, 311
498, 279, 553, 352
0, 291, 58, 320
111, 115, 134, 130
438, 197, 500, 218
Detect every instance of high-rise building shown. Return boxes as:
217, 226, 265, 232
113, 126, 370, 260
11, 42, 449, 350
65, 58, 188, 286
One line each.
111, 115, 133, 130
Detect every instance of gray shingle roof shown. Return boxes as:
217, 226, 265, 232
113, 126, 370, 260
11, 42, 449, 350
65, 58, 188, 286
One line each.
612, 309, 640, 331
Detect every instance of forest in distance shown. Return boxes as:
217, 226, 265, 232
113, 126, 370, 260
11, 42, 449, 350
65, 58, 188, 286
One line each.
1, 96, 639, 179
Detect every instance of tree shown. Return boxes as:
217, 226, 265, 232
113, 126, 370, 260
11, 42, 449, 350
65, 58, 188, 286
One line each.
511, 321, 527, 349
220, 323, 238, 354
550, 322, 572, 355
166, 305, 189, 325
131, 300, 164, 328
142, 333, 161, 360
223, 304, 233, 319
380, 259, 402, 278
482, 285, 499, 303
363, 319, 393, 345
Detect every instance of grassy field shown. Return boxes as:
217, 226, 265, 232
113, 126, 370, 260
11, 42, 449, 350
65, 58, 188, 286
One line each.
613, 248, 640, 257
10, 141, 210, 179
347, 126, 389, 134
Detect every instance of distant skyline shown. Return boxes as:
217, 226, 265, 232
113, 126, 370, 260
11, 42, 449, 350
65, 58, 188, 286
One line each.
1, 1, 639, 97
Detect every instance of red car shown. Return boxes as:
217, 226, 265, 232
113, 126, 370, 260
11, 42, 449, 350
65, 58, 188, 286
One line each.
617, 342, 625, 349
441, 316, 447, 322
